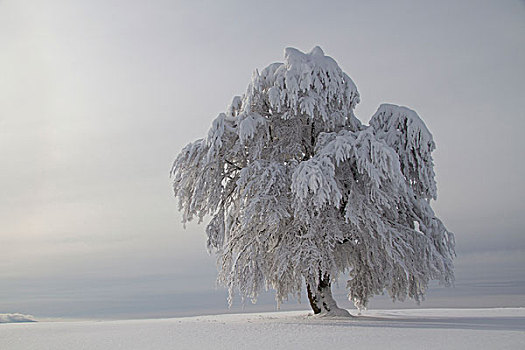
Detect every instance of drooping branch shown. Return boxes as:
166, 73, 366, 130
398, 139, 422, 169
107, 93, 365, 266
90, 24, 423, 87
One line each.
171, 46, 454, 315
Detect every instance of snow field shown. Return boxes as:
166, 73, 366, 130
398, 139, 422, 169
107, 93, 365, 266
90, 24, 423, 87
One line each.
1, 308, 523, 350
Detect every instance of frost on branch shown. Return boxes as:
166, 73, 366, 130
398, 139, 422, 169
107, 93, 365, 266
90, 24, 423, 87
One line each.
370, 104, 437, 199
171, 46, 455, 315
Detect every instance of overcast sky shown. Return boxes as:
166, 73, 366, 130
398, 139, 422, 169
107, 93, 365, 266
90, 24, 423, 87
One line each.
1, 0, 524, 319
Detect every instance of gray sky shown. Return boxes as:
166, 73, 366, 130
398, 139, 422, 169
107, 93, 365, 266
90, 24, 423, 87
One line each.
1, 0, 524, 319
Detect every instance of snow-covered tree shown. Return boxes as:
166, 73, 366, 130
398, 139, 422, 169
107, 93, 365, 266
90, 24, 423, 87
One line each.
171, 47, 455, 316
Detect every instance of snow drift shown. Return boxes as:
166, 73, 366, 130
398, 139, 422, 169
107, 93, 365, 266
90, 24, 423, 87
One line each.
0, 313, 36, 323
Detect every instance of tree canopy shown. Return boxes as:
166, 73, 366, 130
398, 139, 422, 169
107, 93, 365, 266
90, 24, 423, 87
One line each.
171, 47, 455, 314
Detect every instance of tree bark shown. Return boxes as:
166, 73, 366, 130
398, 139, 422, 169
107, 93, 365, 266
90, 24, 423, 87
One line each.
306, 273, 351, 317
307, 283, 322, 314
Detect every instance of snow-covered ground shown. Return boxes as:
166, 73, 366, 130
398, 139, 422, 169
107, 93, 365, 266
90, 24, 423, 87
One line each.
1, 308, 523, 349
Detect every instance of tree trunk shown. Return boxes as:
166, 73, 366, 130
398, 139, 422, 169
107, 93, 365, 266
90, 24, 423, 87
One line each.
306, 273, 351, 317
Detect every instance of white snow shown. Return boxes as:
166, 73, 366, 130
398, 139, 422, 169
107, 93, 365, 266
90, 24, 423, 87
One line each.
1, 308, 523, 349
0, 313, 36, 324
171, 47, 455, 312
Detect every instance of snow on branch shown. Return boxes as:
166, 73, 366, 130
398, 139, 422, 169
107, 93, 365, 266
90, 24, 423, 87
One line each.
370, 104, 437, 199
171, 46, 454, 312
